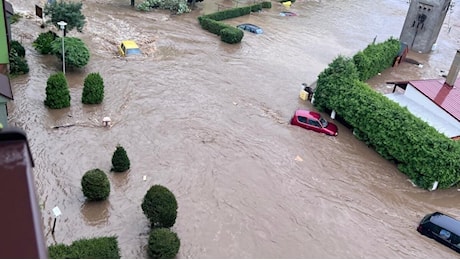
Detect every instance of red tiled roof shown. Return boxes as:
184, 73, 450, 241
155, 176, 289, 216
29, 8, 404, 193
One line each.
409, 77, 460, 122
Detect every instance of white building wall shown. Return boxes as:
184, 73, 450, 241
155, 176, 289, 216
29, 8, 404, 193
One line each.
405, 85, 460, 130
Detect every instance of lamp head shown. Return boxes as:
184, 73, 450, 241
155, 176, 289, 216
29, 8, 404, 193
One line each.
57, 21, 67, 30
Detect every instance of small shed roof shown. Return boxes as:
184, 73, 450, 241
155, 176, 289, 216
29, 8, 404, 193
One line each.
385, 92, 460, 138
0, 74, 13, 100
409, 77, 460, 122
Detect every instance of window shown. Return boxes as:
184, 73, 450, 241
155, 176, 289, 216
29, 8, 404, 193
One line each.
308, 119, 321, 128
297, 116, 307, 123
450, 234, 460, 244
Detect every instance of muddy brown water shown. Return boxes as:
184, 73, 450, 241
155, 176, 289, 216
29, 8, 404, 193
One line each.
6, 0, 460, 258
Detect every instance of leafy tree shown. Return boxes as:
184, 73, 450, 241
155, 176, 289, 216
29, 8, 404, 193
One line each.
81, 169, 111, 201
33, 31, 58, 54
82, 72, 104, 104
44, 72, 70, 109
51, 37, 90, 69
44, 1, 86, 35
111, 145, 131, 172
48, 236, 120, 258
142, 185, 178, 228
147, 228, 180, 259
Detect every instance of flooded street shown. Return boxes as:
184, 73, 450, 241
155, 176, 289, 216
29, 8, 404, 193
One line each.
6, 0, 460, 258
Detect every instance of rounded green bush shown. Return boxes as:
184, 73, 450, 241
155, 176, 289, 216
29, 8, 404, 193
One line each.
111, 145, 130, 172
82, 72, 104, 104
147, 228, 180, 259
11, 40, 25, 57
141, 185, 178, 228
33, 30, 58, 54
81, 168, 110, 201
44, 72, 70, 109
221, 27, 244, 44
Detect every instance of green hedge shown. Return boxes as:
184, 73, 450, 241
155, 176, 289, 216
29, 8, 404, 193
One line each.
201, 6, 251, 21
352, 38, 400, 81
48, 236, 120, 259
221, 27, 244, 44
313, 39, 460, 189
198, 2, 271, 44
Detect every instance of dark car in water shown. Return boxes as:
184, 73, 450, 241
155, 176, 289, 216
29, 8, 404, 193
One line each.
237, 23, 263, 34
417, 212, 460, 254
290, 109, 338, 136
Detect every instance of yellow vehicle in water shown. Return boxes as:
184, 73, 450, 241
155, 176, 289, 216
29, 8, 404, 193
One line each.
118, 40, 141, 56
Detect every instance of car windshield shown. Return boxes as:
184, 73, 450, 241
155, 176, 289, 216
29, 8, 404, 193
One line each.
126, 48, 141, 55
319, 117, 328, 128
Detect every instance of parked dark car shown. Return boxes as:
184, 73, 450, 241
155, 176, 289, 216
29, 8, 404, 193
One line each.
290, 109, 338, 136
237, 23, 263, 34
417, 212, 460, 254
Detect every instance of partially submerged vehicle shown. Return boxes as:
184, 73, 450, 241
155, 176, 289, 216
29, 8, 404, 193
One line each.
290, 109, 338, 136
280, 11, 297, 16
237, 23, 263, 34
417, 212, 460, 254
118, 40, 141, 56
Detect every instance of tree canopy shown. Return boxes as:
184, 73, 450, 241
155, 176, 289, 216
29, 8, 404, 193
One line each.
51, 37, 90, 68
44, 1, 86, 35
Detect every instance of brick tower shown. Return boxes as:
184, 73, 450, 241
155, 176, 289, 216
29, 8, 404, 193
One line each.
399, 0, 452, 53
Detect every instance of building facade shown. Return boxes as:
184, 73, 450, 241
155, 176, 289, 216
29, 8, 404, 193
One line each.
0, 0, 13, 127
399, 0, 452, 53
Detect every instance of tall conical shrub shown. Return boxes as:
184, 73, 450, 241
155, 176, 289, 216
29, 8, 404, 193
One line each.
111, 145, 130, 172
44, 72, 70, 109
82, 72, 104, 104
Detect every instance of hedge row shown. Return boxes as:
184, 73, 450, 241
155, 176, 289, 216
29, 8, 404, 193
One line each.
197, 2, 271, 44
48, 236, 120, 258
352, 38, 400, 81
313, 39, 460, 189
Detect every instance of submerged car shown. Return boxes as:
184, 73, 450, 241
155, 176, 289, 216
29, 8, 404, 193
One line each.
417, 212, 460, 254
280, 11, 297, 16
118, 40, 141, 56
290, 109, 338, 136
237, 23, 263, 34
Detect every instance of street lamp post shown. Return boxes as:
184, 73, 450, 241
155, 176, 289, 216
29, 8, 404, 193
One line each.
57, 21, 67, 74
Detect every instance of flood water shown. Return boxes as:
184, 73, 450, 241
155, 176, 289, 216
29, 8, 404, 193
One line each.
6, 0, 460, 258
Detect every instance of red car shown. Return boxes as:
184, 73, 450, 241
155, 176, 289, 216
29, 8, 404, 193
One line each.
290, 109, 338, 136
